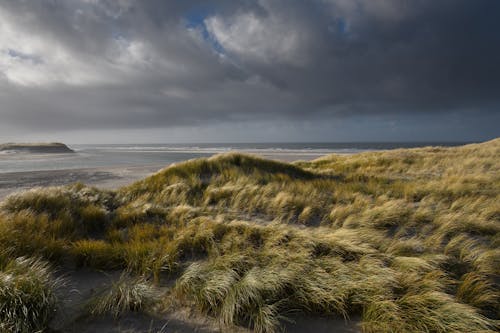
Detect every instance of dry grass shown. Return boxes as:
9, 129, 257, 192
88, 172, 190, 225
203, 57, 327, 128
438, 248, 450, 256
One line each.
0, 255, 61, 332
87, 273, 160, 318
0, 139, 499, 332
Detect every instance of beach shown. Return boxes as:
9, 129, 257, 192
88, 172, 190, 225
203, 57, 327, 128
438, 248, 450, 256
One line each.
0, 141, 469, 201
1, 142, 377, 201
0, 165, 162, 201
0, 152, 331, 201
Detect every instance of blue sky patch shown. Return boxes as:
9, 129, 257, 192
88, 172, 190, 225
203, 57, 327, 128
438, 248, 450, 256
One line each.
184, 5, 226, 55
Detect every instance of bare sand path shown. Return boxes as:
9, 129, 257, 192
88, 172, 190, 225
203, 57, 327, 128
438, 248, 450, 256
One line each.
51, 268, 361, 333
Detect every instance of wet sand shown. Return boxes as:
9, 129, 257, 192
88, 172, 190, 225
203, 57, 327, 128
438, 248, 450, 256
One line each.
0, 165, 164, 201
0, 153, 330, 201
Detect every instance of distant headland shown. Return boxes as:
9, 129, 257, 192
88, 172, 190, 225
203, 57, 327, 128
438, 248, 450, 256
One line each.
0, 142, 74, 154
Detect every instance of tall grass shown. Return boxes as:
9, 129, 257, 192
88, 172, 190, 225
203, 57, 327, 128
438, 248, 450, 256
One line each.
0, 139, 498, 332
87, 274, 160, 318
0, 256, 60, 332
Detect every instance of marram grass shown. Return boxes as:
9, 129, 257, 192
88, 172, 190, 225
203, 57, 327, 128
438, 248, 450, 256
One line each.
0, 139, 499, 332
0, 255, 61, 333
87, 273, 160, 318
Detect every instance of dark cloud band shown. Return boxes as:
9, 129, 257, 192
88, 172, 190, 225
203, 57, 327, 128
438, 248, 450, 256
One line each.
0, 0, 498, 140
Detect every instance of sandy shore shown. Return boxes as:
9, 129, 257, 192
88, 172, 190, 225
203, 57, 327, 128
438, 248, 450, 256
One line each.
0, 153, 330, 201
0, 165, 164, 201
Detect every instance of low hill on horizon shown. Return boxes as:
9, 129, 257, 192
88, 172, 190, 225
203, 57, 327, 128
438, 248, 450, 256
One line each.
0, 142, 74, 154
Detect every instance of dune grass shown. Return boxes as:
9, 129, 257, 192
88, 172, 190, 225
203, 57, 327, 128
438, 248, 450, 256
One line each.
87, 273, 160, 318
0, 254, 60, 333
0, 139, 499, 332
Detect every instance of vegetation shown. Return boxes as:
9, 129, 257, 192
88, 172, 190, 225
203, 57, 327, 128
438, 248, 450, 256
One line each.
87, 273, 160, 318
0, 254, 61, 332
0, 139, 499, 332
0, 142, 74, 153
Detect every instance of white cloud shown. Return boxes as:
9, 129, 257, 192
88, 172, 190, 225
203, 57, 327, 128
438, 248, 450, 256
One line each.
0, 5, 173, 87
0, 7, 114, 86
205, 11, 307, 66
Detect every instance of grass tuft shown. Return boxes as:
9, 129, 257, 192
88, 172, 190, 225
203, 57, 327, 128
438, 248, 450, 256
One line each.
88, 274, 160, 318
0, 256, 60, 332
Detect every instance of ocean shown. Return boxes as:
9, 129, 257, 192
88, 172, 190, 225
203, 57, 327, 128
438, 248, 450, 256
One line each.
0, 142, 470, 173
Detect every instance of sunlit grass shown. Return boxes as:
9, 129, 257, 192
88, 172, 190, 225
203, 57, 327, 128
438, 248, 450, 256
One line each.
0, 139, 498, 332
0, 255, 61, 332
87, 273, 160, 318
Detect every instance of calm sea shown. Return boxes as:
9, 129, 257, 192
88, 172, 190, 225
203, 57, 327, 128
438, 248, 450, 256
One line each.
0, 142, 470, 173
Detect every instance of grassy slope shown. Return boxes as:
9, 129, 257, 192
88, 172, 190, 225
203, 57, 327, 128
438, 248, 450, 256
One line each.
0, 139, 499, 332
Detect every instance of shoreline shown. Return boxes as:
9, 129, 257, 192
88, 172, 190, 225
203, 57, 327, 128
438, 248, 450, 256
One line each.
0, 152, 335, 201
0, 165, 164, 201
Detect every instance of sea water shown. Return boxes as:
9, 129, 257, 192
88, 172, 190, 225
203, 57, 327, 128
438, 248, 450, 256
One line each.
0, 142, 470, 173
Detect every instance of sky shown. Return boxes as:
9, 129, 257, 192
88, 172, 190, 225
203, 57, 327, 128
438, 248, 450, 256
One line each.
0, 0, 499, 143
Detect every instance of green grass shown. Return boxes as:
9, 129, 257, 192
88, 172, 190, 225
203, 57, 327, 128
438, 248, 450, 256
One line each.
0, 139, 499, 332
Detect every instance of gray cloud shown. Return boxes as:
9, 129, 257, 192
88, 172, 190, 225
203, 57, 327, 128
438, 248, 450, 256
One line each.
0, 0, 499, 141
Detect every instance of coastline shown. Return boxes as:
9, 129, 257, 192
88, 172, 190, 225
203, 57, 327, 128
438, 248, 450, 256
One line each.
0, 165, 163, 201
0, 152, 333, 201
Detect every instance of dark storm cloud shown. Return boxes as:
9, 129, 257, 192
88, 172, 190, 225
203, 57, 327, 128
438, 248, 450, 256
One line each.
0, 0, 499, 139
